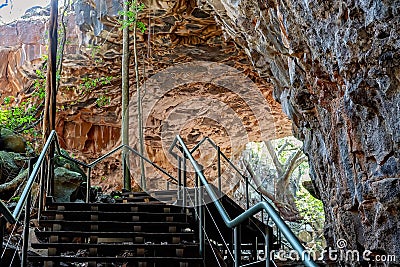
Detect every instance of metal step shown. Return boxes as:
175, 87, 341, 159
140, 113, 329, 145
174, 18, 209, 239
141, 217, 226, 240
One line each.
35, 230, 195, 239
31, 242, 199, 257
38, 220, 190, 232
45, 202, 183, 212
28, 196, 203, 266
28, 255, 203, 264
40, 210, 188, 221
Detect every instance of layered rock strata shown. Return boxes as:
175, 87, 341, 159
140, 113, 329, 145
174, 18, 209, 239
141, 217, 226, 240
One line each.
0, 1, 291, 190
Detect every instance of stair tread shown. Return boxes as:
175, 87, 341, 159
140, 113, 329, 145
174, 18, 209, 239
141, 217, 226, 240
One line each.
121, 192, 150, 196
45, 203, 183, 212
39, 220, 189, 225
47, 202, 169, 207
35, 231, 195, 236
31, 242, 198, 249
28, 256, 203, 262
42, 211, 185, 215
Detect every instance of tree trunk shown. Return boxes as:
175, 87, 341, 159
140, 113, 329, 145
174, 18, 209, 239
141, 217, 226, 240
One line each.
121, 0, 131, 190
244, 161, 302, 221
42, 0, 58, 140
133, 1, 146, 190
42, 0, 58, 196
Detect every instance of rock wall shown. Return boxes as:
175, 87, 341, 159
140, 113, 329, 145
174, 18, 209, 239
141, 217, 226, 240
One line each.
203, 0, 400, 263
0, 1, 292, 189
0, 19, 47, 96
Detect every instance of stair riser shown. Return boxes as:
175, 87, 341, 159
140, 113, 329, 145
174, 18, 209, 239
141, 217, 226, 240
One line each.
41, 212, 188, 222
30, 193, 204, 267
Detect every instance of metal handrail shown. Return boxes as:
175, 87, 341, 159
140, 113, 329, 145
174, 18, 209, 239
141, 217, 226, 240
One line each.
0, 201, 15, 224
172, 136, 273, 265
54, 139, 178, 201
171, 135, 318, 267
4, 131, 178, 218
0, 130, 179, 266
190, 137, 276, 244
1, 130, 178, 224
189, 137, 272, 206
54, 142, 178, 183
12, 130, 57, 222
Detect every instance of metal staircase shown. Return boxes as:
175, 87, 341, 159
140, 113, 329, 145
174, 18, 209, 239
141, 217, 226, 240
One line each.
0, 131, 318, 267
29, 192, 202, 267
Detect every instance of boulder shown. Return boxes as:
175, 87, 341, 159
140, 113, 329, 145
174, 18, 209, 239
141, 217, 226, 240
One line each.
54, 167, 84, 202
54, 149, 87, 179
70, 183, 101, 202
0, 150, 22, 183
0, 128, 27, 154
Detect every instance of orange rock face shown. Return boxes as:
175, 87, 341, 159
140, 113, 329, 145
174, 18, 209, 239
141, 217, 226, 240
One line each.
0, 0, 292, 191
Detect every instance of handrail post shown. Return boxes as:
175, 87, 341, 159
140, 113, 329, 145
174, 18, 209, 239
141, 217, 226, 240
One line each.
260, 191, 264, 224
245, 175, 250, 209
0, 216, 5, 266
182, 158, 187, 208
199, 191, 205, 261
122, 149, 131, 191
38, 160, 45, 221
233, 225, 241, 267
199, 201, 204, 260
196, 166, 205, 260
195, 172, 199, 208
86, 167, 91, 203
177, 157, 182, 202
48, 141, 55, 197
21, 191, 31, 267
253, 236, 258, 262
217, 146, 221, 192
22, 158, 35, 267
265, 227, 271, 267
43, 158, 49, 204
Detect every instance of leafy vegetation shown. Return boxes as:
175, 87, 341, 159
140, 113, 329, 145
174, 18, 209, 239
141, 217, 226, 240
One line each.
96, 95, 111, 107
240, 136, 325, 247
118, 0, 147, 33
0, 63, 47, 137
10, 196, 21, 202
0, 0, 70, 139
242, 136, 307, 221
295, 186, 324, 229
78, 76, 113, 93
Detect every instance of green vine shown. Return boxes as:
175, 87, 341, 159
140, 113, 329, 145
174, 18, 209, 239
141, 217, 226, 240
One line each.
0, 62, 47, 136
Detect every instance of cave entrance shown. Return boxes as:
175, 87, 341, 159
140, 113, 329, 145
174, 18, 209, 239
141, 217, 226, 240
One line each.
238, 136, 326, 252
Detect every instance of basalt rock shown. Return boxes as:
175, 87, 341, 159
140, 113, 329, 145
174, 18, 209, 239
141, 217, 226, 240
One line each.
203, 0, 400, 264
54, 167, 84, 202
0, 150, 24, 188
